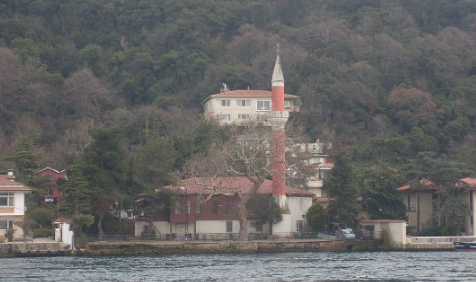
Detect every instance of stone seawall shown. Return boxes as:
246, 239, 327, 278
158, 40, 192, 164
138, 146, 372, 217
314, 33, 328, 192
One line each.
0, 242, 73, 257
83, 240, 350, 256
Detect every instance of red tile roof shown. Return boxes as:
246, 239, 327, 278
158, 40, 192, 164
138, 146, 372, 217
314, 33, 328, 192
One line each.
399, 178, 476, 191
35, 167, 66, 174
53, 217, 72, 224
202, 90, 298, 104
0, 175, 32, 192
165, 177, 314, 197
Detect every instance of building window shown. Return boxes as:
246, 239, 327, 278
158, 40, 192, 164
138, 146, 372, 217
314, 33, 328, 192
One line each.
225, 201, 233, 213
320, 170, 330, 180
226, 221, 233, 232
237, 114, 250, 120
196, 202, 201, 214
284, 100, 291, 109
217, 99, 230, 107
255, 221, 263, 232
0, 220, 13, 229
296, 220, 303, 231
0, 193, 14, 207
175, 201, 181, 215
211, 200, 218, 213
257, 100, 271, 111
310, 157, 324, 165
218, 114, 231, 122
236, 100, 251, 107
186, 201, 191, 214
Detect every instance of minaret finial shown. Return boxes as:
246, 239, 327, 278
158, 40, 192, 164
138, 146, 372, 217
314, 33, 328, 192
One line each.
277, 43, 280, 56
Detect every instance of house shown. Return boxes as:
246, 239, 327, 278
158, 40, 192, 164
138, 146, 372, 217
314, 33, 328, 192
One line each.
202, 88, 301, 125
35, 167, 66, 205
399, 178, 476, 235
0, 171, 31, 241
298, 139, 334, 199
135, 177, 314, 240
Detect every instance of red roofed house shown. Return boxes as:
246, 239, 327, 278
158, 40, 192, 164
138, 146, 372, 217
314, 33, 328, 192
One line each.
35, 167, 66, 205
202, 86, 300, 125
0, 171, 31, 241
399, 178, 476, 235
135, 177, 314, 240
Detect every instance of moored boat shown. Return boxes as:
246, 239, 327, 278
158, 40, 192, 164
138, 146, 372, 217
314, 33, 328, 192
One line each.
454, 241, 476, 252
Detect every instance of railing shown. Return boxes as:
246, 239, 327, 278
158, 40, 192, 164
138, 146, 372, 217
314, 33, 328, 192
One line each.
88, 234, 131, 242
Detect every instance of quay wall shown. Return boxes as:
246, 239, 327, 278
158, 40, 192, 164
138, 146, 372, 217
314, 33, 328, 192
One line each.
0, 242, 73, 257
83, 240, 352, 256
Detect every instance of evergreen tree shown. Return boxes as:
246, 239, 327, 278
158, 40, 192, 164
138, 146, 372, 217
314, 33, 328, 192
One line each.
306, 203, 329, 232
359, 167, 407, 220
326, 151, 360, 237
82, 126, 127, 239
246, 193, 283, 233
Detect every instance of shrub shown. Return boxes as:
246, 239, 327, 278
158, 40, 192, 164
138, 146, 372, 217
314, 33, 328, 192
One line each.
33, 228, 53, 238
74, 235, 89, 247
5, 229, 14, 242
28, 208, 55, 228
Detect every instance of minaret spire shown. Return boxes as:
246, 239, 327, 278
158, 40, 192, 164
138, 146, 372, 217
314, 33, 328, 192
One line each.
269, 46, 289, 211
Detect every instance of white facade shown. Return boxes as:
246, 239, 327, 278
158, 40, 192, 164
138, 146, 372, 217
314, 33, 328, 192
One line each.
0, 172, 31, 241
54, 221, 74, 249
203, 90, 300, 125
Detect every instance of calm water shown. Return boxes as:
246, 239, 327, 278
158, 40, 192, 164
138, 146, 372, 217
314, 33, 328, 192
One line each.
1, 252, 475, 281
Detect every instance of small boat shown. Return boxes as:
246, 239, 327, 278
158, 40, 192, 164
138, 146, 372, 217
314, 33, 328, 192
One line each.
454, 241, 476, 252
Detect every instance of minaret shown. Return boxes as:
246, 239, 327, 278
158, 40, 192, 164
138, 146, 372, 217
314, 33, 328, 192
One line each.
269, 45, 289, 211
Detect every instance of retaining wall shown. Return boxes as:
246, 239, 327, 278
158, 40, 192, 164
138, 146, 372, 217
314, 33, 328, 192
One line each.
84, 240, 349, 256
0, 242, 73, 257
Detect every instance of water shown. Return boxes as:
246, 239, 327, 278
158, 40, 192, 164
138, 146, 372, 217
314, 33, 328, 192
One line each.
1, 252, 475, 281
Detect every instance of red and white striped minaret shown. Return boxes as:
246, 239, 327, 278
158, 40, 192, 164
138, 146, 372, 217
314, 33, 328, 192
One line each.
269, 46, 289, 210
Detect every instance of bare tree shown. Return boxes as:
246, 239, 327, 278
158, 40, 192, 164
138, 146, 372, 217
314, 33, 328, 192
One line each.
179, 125, 315, 241
64, 68, 115, 121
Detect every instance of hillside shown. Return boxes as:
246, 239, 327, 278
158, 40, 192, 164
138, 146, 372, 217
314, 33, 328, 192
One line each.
1, 0, 476, 169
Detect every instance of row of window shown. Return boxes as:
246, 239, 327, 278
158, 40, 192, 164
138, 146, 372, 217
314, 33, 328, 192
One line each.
218, 114, 270, 122
217, 99, 285, 111
174, 200, 234, 215
0, 220, 13, 229
0, 193, 14, 207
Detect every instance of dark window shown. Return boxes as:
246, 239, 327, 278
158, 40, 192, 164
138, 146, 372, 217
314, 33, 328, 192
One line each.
321, 170, 330, 180
255, 222, 263, 232
296, 220, 303, 231
196, 202, 201, 214
174, 201, 181, 215
226, 221, 233, 232
225, 201, 233, 213
211, 201, 218, 213
0, 193, 13, 207
186, 201, 191, 214
0, 220, 12, 229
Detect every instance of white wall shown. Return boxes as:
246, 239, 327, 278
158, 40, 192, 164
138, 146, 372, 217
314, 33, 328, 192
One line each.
385, 222, 406, 248
288, 197, 313, 232
134, 221, 170, 237
195, 220, 239, 234
62, 223, 74, 248
273, 196, 313, 234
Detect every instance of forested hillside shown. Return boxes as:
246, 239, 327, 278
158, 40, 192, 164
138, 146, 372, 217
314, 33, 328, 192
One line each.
1, 0, 476, 170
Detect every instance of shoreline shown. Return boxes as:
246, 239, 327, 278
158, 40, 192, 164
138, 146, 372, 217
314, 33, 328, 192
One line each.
1, 238, 456, 257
